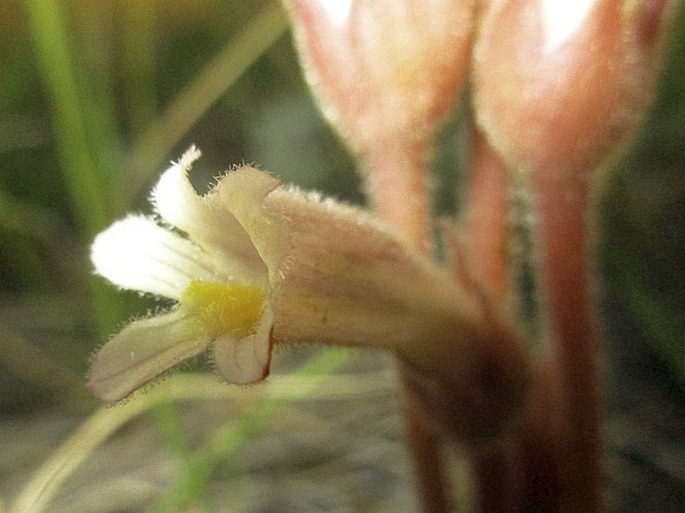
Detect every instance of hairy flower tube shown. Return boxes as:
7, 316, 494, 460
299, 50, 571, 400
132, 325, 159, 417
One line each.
89, 147, 528, 426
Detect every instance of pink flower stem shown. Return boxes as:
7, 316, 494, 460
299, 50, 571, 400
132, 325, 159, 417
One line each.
463, 129, 513, 307
363, 141, 452, 513
529, 172, 601, 512
461, 128, 525, 512
461, 124, 599, 513
363, 142, 433, 255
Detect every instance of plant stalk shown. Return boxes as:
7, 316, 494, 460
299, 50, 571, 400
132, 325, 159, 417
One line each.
363, 142, 453, 513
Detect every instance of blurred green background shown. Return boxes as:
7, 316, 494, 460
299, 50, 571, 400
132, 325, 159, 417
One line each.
0, 0, 684, 512
0, 0, 364, 414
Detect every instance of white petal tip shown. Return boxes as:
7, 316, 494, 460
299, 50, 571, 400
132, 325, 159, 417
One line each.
178, 145, 202, 170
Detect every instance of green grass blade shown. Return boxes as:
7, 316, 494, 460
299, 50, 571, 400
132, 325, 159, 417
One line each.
10, 349, 354, 513
120, 0, 289, 204
22, 0, 108, 236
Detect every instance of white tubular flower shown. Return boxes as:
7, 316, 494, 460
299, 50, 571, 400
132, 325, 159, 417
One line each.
88, 147, 484, 404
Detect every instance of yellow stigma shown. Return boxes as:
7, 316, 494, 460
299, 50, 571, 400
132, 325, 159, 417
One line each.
181, 281, 265, 339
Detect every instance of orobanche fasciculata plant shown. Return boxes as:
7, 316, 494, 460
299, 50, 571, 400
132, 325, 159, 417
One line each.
89, 145, 513, 412
86, 1, 678, 512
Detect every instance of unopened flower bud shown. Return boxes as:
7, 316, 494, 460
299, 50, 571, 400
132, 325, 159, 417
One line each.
285, 0, 476, 159
473, 0, 675, 175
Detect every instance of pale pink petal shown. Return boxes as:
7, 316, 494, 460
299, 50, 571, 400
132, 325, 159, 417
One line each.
88, 310, 209, 403
151, 147, 266, 282
216, 166, 287, 279
212, 305, 274, 385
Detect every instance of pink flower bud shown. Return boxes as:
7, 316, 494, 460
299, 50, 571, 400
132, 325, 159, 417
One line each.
285, 0, 476, 158
472, 0, 673, 175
